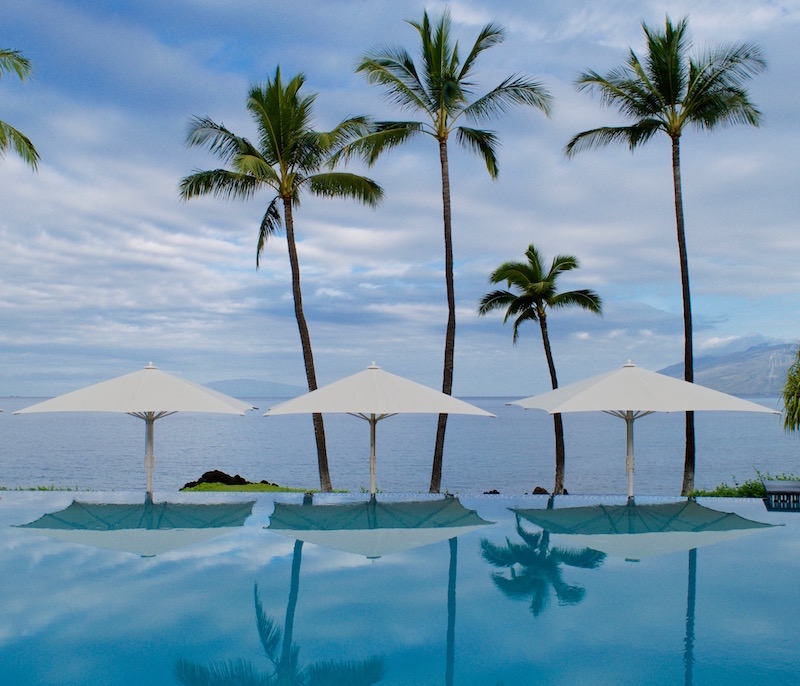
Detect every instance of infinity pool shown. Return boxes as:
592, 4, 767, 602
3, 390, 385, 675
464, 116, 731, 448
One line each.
1, 492, 796, 685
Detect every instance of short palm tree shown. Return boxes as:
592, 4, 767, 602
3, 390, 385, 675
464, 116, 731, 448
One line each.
343, 9, 552, 493
564, 16, 766, 495
478, 244, 601, 494
0, 48, 40, 170
180, 67, 383, 492
781, 346, 800, 433
480, 513, 605, 616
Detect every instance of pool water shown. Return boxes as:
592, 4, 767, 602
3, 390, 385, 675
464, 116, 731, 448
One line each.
1, 492, 797, 685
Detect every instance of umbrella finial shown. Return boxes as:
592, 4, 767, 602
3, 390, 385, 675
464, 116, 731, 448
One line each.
624, 360, 635, 367
368, 362, 380, 369
145, 362, 157, 369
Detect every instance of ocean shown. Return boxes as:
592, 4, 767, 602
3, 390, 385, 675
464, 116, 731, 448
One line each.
1, 396, 795, 496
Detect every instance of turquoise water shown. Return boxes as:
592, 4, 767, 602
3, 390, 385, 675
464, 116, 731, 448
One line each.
1, 492, 797, 685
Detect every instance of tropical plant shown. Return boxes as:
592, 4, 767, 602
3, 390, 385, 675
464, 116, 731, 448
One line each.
480, 513, 605, 616
782, 346, 800, 434
180, 67, 383, 492
565, 15, 766, 495
0, 48, 40, 169
342, 9, 552, 493
478, 244, 602, 494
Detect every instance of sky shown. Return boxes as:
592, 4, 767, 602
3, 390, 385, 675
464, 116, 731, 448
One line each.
1, 0, 799, 397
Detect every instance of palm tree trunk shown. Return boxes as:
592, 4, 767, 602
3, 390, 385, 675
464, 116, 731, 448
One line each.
283, 198, 332, 492
281, 539, 304, 672
539, 314, 566, 494
430, 137, 456, 493
671, 137, 696, 496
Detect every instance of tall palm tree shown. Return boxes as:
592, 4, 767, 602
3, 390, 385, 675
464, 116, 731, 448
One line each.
0, 48, 40, 170
781, 346, 800, 433
480, 513, 605, 616
478, 244, 602, 494
180, 67, 383, 492
564, 16, 766, 495
342, 9, 552, 493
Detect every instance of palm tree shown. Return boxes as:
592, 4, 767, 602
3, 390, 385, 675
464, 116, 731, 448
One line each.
343, 9, 552, 493
480, 513, 605, 616
180, 67, 383, 492
0, 48, 40, 170
564, 16, 766, 495
781, 346, 800, 433
478, 244, 602, 494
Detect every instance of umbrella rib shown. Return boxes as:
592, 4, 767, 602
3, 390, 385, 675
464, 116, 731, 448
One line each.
349, 412, 396, 422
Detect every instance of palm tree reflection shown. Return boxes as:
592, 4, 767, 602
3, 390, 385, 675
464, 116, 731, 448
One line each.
176, 505, 384, 685
480, 512, 605, 616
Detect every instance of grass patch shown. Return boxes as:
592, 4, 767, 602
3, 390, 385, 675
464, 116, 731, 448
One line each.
181, 482, 312, 493
0, 485, 79, 491
690, 470, 800, 498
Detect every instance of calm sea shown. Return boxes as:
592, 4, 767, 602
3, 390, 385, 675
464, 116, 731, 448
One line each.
1, 396, 795, 496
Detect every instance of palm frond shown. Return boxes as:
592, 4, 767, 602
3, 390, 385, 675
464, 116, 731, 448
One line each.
185, 117, 249, 164
564, 122, 660, 156
0, 120, 40, 169
173, 658, 270, 686
305, 657, 385, 686
464, 75, 553, 121
256, 196, 283, 267
356, 51, 431, 113
455, 126, 499, 177
308, 171, 384, 207
253, 583, 282, 667
330, 121, 425, 166
0, 48, 32, 80
179, 168, 259, 202
782, 346, 800, 432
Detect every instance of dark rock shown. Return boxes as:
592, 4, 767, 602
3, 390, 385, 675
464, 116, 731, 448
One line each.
483, 489, 500, 495
532, 486, 549, 495
182, 470, 250, 489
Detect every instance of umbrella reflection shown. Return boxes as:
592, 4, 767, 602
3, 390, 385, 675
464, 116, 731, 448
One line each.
513, 499, 774, 561
17, 494, 255, 557
266, 496, 492, 559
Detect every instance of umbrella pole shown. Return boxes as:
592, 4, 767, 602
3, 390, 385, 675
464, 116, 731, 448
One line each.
369, 414, 377, 496
145, 412, 155, 495
626, 411, 635, 503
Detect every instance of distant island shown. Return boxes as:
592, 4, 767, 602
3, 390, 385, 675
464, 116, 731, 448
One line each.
659, 343, 795, 397
205, 378, 304, 398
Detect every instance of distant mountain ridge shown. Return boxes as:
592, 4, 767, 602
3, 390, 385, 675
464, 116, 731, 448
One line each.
206, 378, 304, 398
659, 343, 795, 397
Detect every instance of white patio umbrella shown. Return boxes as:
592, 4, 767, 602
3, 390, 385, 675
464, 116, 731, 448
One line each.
265, 363, 494, 494
15, 363, 255, 493
511, 361, 779, 500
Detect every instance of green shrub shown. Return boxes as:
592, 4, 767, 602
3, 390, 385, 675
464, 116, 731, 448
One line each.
690, 470, 800, 498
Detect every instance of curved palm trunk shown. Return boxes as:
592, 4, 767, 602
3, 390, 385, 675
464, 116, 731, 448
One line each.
283, 198, 332, 492
281, 538, 304, 675
671, 137, 696, 496
539, 314, 566, 494
430, 137, 456, 493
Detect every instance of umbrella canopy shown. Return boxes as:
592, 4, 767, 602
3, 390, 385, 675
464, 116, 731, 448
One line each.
265, 363, 494, 494
267, 497, 492, 558
511, 361, 778, 500
17, 495, 256, 557
515, 500, 775, 561
15, 363, 255, 492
